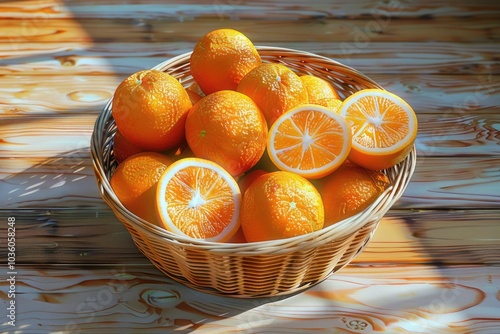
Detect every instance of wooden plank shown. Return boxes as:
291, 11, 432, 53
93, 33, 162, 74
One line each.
1, 264, 498, 333
0, 78, 115, 114
2, 0, 499, 20
1, 109, 499, 209
400, 157, 500, 209
1, 16, 499, 44
0, 209, 136, 264
0, 74, 498, 115
2, 111, 499, 160
1, 209, 498, 265
0, 209, 147, 265
1, 155, 499, 210
354, 210, 500, 266
1, 1, 497, 332
1, 42, 498, 76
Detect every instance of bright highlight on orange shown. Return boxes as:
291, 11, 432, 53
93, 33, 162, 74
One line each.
155, 158, 241, 242
339, 89, 418, 170
268, 104, 352, 179
108, 28, 418, 244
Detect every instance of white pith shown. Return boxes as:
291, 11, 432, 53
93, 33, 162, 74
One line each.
269, 105, 351, 177
340, 89, 417, 153
156, 159, 241, 242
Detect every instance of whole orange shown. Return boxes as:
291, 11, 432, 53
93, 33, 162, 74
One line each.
240, 171, 324, 242
186, 80, 206, 98
322, 98, 343, 112
190, 29, 262, 95
185, 90, 268, 176
110, 152, 172, 225
238, 169, 268, 196
237, 63, 309, 126
315, 162, 391, 227
300, 75, 340, 106
112, 69, 192, 151
113, 130, 144, 164
186, 89, 202, 105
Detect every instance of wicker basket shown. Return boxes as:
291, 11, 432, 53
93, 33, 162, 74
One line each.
91, 46, 416, 298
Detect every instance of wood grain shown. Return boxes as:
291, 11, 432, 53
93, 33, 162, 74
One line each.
1, 0, 499, 45
1, 154, 500, 210
0, 265, 498, 333
1, 0, 499, 331
2, 16, 499, 45
2, 0, 500, 21
1, 209, 498, 266
2, 42, 498, 76
2, 156, 499, 210
354, 210, 500, 266
2, 112, 499, 156
1, 71, 497, 116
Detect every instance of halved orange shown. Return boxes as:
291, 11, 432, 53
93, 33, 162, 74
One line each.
155, 157, 241, 242
338, 89, 418, 170
267, 104, 351, 179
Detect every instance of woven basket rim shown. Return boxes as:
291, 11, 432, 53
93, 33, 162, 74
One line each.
90, 46, 415, 256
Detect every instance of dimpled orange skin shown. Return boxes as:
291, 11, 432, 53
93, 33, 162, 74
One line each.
240, 171, 324, 242
185, 90, 268, 176
238, 169, 268, 196
300, 75, 340, 107
110, 152, 172, 225
315, 161, 390, 227
186, 89, 202, 105
190, 29, 262, 95
237, 63, 309, 126
112, 70, 192, 151
113, 130, 144, 164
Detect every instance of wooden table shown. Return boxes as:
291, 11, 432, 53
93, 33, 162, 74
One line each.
1, 1, 499, 333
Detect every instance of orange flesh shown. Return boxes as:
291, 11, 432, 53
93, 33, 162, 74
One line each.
161, 165, 237, 239
274, 110, 346, 170
347, 95, 411, 151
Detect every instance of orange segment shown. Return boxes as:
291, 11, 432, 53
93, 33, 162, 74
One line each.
156, 158, 241, 242
338, 89, 418, 170
267, 104, 351, 179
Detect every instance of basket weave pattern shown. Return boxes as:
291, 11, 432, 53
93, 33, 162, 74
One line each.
91, 47, 416, 298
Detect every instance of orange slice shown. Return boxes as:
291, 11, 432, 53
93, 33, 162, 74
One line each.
155, 157, 241, 242
338, 89, 418, 170
267, 104, 351, 179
